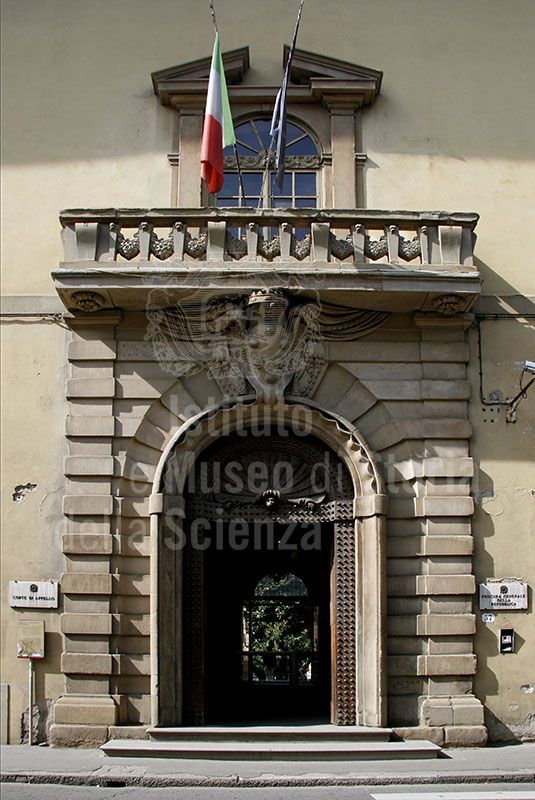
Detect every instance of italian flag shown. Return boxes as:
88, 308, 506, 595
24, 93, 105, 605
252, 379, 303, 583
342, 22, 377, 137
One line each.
201, 34, 236, 194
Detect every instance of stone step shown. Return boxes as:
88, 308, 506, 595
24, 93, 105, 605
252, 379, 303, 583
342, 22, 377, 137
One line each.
101, 737, 441, 761
146, 724, 392, 743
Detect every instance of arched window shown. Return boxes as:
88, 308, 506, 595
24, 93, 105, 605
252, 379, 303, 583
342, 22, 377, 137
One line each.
254, 572, 309, 597
220, 118, 320, 209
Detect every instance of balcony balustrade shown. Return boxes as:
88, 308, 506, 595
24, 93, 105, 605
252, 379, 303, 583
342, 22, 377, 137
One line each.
53, 208, 481, 314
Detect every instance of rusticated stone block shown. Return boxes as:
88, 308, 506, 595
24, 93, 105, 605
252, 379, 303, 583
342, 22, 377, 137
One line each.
387, 576, 418, 596
61, 653, 113, 675
422, 419, 472, 439
62, 534, 113, 555
114, 614, 150, 636
423, 496, 474, 516
418, 614, 476, 636
416, 574, 476, 595
444, 725, 488, 747
53, 694, 117, 726
418, 654, 477, 675
116, 497, 151, 517
117, 574, 151, 595
451, 695, 485, 725
66, 416, 115, 437
116, 654, 151, 675
394, 725, 445, 746
66, 378, 115, 398
68, 340, 117, 361
420, 342, 469, 362
387, 537, 420, 557
116, 377, 173, 399
387, 616, 417, 636
333, 342, 420, 362
122, 459, 157, 483
108, 725, 149, 740
61, 573, 112, 594
63, 495, 113, 516
135, 420, 167, 451
421, 380, 470, 400
420, 696, 453, 726
64, 456, 114, 476
421, 536, 473, 556
61, 613, 112, 635
387, 655, 418, 676
50, 723, 109, 748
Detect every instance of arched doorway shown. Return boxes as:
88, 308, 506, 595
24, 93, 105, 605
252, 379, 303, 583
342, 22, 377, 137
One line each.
154, 400, 386, 728
161, 429, 356, 725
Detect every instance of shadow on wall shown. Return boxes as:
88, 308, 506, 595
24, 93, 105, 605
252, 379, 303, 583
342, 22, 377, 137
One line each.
472, 258, 535, 312
485, 708, 535, 744
21, 699, 53, 745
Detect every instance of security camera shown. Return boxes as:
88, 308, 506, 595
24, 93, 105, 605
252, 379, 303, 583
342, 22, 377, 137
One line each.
523, 360, 535, 374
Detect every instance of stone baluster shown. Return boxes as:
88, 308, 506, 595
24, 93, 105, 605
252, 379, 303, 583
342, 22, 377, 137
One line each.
246, 222, 259, 260
96, 223, 118, 262
280, 222, 292, 259
138, 222, 152, 261
61, 224, 77, 261
61, 222, 100, 261
424, 224, 441, 266
207, 221, 226, 261
351, 223, 366, 264
439, 225, 463, 265
460, 227, 474, 267
419, 226, 430, 266
311, 222, 330, 262
172, 222, 186, 261
386, 224, 400, 263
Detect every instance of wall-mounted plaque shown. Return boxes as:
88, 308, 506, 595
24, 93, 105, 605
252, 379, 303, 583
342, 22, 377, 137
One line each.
9, 580, 58, 609
479, 580, 528, 610
17, 620, 45, 658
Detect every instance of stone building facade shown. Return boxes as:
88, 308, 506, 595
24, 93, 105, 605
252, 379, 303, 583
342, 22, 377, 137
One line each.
1, 0, 534, 748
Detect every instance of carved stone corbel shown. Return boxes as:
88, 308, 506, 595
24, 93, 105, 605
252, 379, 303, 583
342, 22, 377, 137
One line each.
71, 291, 105, 312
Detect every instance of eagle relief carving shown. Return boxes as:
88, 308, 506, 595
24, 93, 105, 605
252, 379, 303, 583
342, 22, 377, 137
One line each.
145, 287, 389, 403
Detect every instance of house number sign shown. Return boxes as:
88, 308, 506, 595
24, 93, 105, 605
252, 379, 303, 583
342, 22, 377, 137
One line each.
479, 580, 528, 610
9, 580, 58, 609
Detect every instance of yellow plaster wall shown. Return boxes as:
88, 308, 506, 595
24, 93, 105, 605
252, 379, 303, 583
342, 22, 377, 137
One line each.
0, 319, 68, 743
468, 320, 535, 741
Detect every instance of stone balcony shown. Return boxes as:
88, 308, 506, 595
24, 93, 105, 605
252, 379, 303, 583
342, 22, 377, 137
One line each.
53, 208, 481, 314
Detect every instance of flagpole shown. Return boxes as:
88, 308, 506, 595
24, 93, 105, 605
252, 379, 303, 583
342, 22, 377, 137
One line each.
269, 0, 304, 192
207, 0, 246, 207
209, 0, 218, 33
258, 139, 274, 210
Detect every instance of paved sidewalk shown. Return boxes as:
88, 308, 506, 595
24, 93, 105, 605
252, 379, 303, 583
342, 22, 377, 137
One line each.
1, 742, 535, 788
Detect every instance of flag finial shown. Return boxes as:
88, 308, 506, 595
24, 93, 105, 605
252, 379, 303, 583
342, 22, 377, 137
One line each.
209, 0, 219, 34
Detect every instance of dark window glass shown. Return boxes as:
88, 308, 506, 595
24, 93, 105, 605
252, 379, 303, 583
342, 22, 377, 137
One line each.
221, 118, 319, 210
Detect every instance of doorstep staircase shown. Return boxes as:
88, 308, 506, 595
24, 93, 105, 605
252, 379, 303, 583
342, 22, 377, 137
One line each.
101, 725, 441, 760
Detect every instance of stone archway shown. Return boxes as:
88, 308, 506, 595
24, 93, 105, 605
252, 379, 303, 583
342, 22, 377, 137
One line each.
149, 399, 388, 728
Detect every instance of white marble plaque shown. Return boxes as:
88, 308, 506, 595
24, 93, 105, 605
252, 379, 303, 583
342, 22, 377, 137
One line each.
9, 580, 58, 609
479, 580, 528, 610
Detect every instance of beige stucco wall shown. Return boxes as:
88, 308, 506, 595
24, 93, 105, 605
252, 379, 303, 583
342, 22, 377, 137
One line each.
469, 320, 535, 741
1, 0, 534, 742
0, 320, 68, 743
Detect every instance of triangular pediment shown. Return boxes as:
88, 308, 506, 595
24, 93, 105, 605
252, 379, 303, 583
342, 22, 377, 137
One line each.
152, 46, 250, 99
286, 46, 382, 89
152, 46, 381, 110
